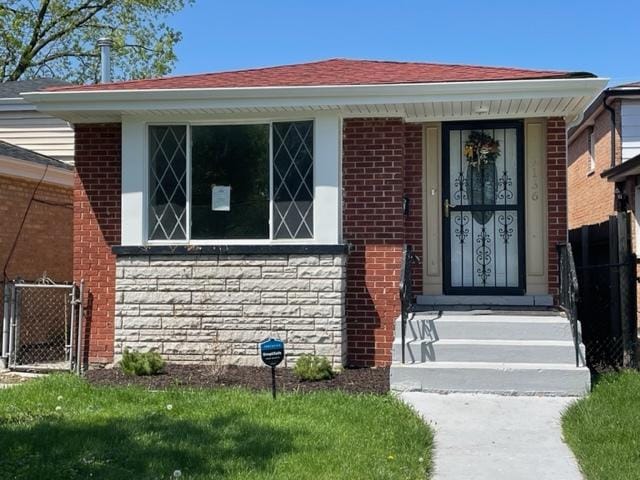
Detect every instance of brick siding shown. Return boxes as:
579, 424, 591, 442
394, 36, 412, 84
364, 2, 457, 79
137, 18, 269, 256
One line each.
74, 123, 121, 364
0, 174, 72, 282
568, 104, 621, 229
342, 118, 423, 367
404, 123, 424, 292
547, 117, 568, 299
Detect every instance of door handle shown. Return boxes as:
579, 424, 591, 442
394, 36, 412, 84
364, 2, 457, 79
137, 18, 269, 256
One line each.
444, 198, 457, 218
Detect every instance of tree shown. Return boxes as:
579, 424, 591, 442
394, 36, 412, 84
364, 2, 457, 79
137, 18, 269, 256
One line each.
0, 0, 193, 84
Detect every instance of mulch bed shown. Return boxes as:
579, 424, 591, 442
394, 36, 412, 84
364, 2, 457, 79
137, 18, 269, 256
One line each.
85, 364, 390, 395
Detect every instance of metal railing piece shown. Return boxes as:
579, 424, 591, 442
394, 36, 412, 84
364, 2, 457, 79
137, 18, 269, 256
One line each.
399, 244, 416, 364
557, 242, 581, 367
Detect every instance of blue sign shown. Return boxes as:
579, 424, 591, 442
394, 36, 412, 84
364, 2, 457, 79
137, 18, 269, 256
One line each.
260, 338, 285, 367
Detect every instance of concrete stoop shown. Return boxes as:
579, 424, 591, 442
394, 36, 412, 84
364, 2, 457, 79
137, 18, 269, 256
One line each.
391, 310, 591, 396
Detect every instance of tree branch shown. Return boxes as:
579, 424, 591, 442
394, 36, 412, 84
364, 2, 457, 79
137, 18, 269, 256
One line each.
31, 0, 116, 56
32, 50, 99, 65
8, 0, 51, 80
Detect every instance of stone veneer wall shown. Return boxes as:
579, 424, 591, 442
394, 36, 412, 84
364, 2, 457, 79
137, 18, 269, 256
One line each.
115, 254, 346, 366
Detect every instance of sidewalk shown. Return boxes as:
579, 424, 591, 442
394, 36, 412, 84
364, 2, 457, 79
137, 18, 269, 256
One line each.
402, 392, 583, 480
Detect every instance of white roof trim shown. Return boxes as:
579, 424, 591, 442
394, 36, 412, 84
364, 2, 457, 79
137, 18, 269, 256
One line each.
0, 155, 73, 187
22, 77, 608, 124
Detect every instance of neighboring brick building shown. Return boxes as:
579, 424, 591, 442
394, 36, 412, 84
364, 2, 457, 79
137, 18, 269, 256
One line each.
568, 83, 640, 229
568, 82, 640, 344
0, 141, 73, 283
0, 79, 75, 284
24, 59, 604, 392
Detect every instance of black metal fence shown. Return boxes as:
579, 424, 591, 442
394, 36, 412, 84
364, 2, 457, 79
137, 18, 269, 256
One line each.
570, 212, 637, 371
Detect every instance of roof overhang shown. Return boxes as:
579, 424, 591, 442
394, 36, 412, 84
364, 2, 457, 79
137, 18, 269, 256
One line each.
601, 154, 640, 182
568, 87, 640, 142
0, 155, 73, 187
22, 77, 608, 124
0, 97, 38, 112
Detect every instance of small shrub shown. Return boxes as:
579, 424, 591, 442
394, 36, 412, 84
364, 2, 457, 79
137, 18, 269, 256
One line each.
120, 349, 165, 376
293, 354, 334, 381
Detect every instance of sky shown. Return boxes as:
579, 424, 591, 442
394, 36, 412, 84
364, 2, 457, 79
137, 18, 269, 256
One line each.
169, 0, 639, 87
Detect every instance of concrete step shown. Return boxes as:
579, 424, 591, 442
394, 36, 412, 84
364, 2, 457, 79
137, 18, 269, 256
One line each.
416, 295, 554, 307
393, 338, 583, 365
390, 361, 591, 396
395, 312, 574, 342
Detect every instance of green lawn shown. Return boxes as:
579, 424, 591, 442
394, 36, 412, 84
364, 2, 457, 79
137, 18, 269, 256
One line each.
0, 374, 432, 480
562, 370, 640, 480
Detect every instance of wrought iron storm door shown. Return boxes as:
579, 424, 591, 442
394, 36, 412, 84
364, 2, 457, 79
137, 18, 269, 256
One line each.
442, 121, 526, 294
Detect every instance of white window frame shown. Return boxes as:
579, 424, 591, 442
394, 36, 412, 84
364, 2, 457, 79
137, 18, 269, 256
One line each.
145, 118, 316, 245
588, 128, 596, 174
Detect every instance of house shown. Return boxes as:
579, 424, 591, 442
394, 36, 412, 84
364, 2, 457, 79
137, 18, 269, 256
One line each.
568, 82, 640, 228
0, 80, 75, 284
23, 59, 606, 393
567, 82, 640, 363
0, 79, 74, 165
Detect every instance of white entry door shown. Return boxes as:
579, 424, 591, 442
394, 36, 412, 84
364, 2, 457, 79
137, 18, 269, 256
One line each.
442, 121, 525, 294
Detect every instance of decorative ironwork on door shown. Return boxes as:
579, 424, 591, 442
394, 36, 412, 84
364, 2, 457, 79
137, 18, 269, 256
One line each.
443, 122, 525, 294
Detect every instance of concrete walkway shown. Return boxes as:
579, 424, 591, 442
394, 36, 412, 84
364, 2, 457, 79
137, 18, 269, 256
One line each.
402, 392, 583, 480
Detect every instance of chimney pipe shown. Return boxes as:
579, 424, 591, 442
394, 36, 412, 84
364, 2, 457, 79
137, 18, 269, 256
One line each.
97, 37, 113, 83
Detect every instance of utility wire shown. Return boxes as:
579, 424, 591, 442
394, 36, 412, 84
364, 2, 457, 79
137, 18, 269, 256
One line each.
2, 164, 50, 283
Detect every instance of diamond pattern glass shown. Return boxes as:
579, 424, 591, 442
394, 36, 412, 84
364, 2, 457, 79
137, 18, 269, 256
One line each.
272, 121, 314, 239
148, 125, 187, 240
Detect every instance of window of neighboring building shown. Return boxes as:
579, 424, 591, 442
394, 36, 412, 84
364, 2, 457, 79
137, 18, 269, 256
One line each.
588, 127, 596, 174
147, 121, 314, 242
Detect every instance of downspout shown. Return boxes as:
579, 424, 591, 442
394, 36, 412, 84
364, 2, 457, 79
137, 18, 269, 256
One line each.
603, 93, 616, 168
603, 92, 629, 210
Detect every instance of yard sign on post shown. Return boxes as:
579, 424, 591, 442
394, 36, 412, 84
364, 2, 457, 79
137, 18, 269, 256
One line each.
260, 338, 284, 399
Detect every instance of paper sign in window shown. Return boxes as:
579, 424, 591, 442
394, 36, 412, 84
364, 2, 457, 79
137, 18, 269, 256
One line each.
211, 185, 231, 211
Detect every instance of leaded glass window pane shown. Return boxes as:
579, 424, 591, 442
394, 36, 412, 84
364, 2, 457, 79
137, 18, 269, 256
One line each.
272, 121, 314, 239
148, 125, 187, 241
191, 125, 270, 239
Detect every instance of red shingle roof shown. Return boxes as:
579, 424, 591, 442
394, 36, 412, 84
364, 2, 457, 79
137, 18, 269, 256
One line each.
45, 58, 591, 92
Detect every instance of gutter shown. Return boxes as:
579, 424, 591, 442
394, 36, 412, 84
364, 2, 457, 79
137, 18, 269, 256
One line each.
568, 88, 640, 143
603, 94, 617, 168
21, 77, 608, 104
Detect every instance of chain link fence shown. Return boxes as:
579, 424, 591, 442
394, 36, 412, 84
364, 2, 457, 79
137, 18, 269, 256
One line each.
2, 280, 83, 372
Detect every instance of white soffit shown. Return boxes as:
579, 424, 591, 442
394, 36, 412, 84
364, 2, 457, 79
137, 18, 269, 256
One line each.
22, 77, 608, 124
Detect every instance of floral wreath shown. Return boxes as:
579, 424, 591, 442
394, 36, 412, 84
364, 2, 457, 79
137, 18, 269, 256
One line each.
463, 131, 500, 167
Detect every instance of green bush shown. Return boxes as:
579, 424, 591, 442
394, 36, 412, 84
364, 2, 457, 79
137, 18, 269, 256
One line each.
120, 349, 165, 376
293, 354, 334, 381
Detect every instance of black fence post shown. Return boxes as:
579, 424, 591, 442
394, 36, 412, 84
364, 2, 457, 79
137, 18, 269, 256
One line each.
609, 215, 621, 340
617, 211, 637, 369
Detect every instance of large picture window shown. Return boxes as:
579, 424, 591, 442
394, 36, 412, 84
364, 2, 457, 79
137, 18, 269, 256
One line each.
147, 120, 314, 242
191, 124, 270, 239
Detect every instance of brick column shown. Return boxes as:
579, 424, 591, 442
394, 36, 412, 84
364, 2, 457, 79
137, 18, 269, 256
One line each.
74, 123, 121, 364
547, 117, 567, 300
404, 123, 424, 293
343, 118, 408, 366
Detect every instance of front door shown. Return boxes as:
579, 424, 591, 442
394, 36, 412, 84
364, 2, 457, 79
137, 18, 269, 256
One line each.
442, 121, 525, 295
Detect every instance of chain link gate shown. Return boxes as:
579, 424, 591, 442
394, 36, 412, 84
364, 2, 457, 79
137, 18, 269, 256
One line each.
1, 280, 84, 373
